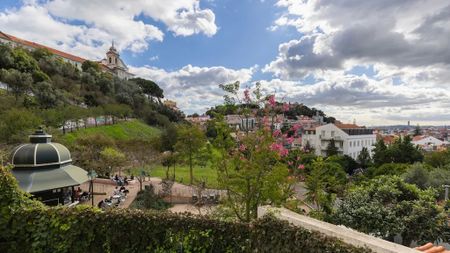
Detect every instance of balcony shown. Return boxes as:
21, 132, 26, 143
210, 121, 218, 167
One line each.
319, 135, 343, 141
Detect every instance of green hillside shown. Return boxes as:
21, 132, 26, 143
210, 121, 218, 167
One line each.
57, 120, 161, 144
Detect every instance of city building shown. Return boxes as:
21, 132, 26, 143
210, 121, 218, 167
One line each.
0, 31, 133, 79
163, 100, 179, 111
302, 123, 376, 159
412, 135, 448, 151
225, 115, 256, 131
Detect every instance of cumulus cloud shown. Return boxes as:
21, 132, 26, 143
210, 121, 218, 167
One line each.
0, 0, 217, 59
266, 0, 450, 79
262, 0, 450, 124
129, 64, 255, 113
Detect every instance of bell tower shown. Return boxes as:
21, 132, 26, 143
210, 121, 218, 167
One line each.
106, 41, 119, 67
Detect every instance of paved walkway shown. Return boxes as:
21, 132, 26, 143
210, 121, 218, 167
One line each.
79, 177, 223, 214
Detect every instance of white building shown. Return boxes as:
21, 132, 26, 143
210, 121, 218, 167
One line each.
302, 123, 376, 159
412, 135, 447, 151
0, 31, 133, 79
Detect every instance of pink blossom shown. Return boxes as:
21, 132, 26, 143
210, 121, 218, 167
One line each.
288, 161, 293, 166
279, 147, 289, 157
287, 137, 295, 144
298, 164, 305, 170
239, 144, 247, 152
283, 103, 290, 112
268, 95, 276, 107
273, 129, 281, 137
291, 124, 302, 132
270, 143, 283, 152
296, 156, 300, 161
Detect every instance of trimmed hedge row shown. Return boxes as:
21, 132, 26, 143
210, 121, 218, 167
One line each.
1, 207, 371, 253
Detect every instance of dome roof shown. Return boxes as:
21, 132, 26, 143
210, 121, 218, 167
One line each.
11, 129, 72, 169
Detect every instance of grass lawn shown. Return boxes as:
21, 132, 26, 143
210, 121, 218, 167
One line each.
58, 120, 161, 144
149, 164, 220, 189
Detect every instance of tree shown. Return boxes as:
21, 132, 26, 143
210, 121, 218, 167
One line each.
390, 136, 423, 164
131, 77, 164, 102
81, 60, 100, 72
174, 124, 207, 185
372, 139, 389, 166
100, 147, 127, 177
325, 139, 339, 157
356, 147, 371, 170
0, 108, 41, 143
331, 176, 447, 246
402, 163, 430, 190
0, 69, 33, 102
213, 123, 292, 222
12, 48, 38, 73
159, 123, 177, 152
326, 155, 358, 175
305, 157, 347, 214
424, 150, 450, 168
366, 163, 409, 178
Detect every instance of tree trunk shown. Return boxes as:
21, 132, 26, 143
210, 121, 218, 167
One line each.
94, 117, 98, 127
189, 153, 193, 185
245, 177, 251, 222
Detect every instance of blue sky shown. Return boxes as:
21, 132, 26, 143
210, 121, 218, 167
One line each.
0, 0, 449, 125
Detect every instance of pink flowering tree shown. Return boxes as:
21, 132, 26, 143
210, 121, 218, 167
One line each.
212, 82, 295, 221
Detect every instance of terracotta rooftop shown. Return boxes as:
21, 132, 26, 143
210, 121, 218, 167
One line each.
413, 135, 426, 142
0, 31, 86, 63
416, 243, 450, 253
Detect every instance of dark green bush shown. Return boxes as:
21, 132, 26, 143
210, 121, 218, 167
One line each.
1, 208, 372, 253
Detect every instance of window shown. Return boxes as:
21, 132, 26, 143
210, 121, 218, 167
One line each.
321, 130, 325, 137
331, 131, 335, 137
349, 141, 352, 147
109, 57, 112, 63
357, 140, 360, 146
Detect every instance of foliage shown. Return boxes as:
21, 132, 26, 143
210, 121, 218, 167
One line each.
403, 163, 450, 200
424, 150, 450, 168
305, 157, 348, 214
81, 60, 100, 72
0, 108, 42, 143
331, 176, 448, 246
372, 136, 423, 166
366, 163, 410, 178
326, 155, 358, 175
325, 138, 339, 157
174, 124, 208, 185
130, 185, 171, 210
99, 147, 127, 176
356, 147, 371, 170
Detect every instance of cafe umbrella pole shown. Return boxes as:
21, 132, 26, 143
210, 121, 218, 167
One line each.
87, 169, 98, 206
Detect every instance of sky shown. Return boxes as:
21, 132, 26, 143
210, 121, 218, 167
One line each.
0, 0, 449, 126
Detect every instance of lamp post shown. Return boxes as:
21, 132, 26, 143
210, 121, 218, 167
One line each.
444, 185, 449, 202
87, 169, 98, 206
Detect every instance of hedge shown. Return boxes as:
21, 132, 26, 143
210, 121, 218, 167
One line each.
0, 207, 373, 253
0, 166, 371, 253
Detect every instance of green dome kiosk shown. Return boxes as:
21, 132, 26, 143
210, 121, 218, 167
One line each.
11, 129, 89, 206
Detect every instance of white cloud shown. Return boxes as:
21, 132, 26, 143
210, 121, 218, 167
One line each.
263, 0, 450, 125
129, 64, 255, 113
0, 0, 217, 59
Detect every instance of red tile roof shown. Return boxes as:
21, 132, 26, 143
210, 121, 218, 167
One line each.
413, 135, 426, 142
0, 31, 86, 63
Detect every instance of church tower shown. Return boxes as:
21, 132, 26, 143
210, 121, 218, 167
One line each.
106, 41, 119, 68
